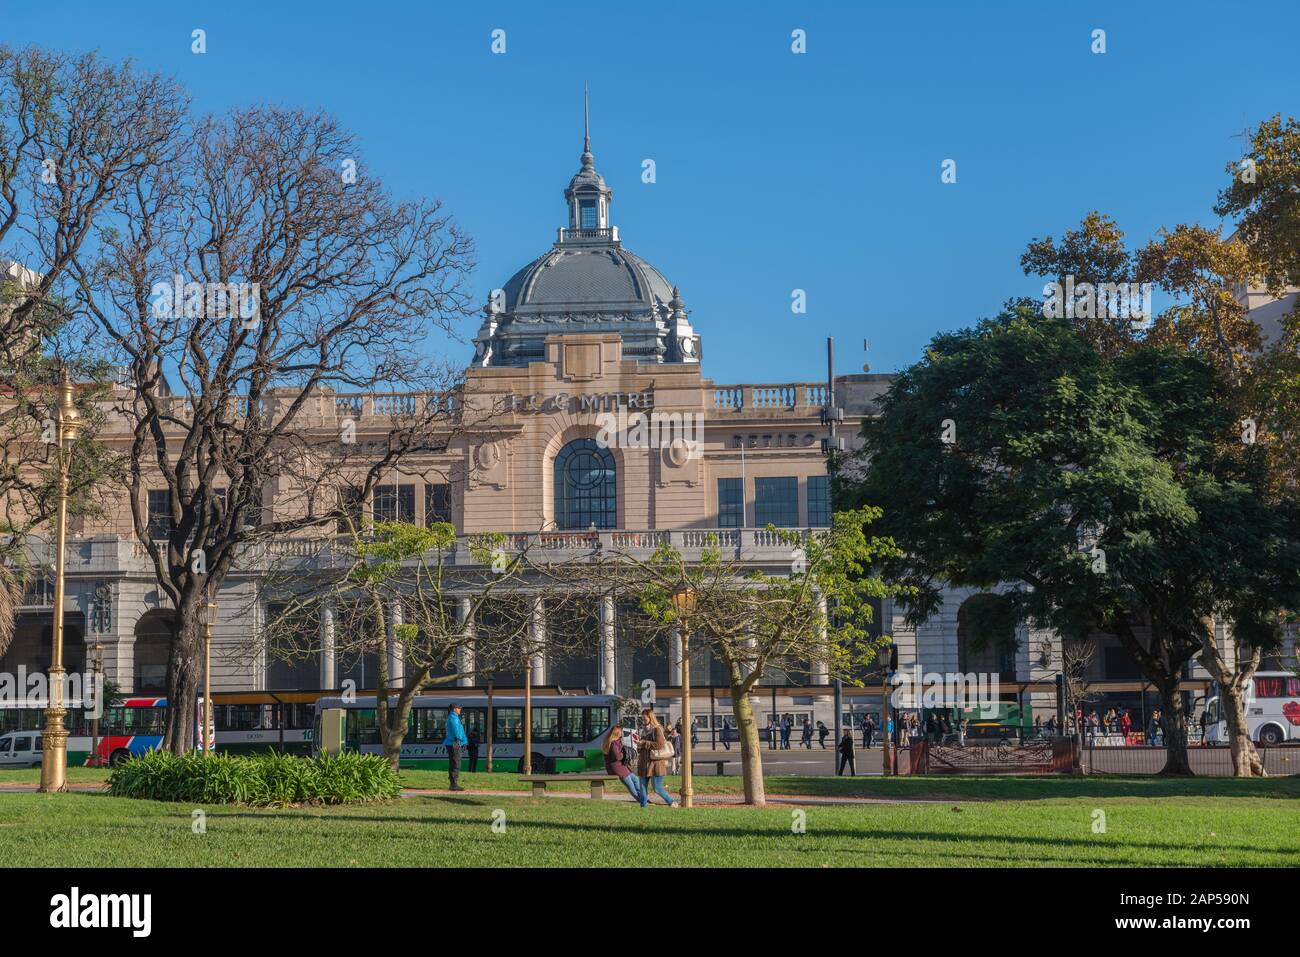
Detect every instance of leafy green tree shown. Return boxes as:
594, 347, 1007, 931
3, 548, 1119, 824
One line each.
1027, 207, 1290, 774
1215, 114, 1300, 291
570, 509, 896, 805
1019, 211, 1138, 358
841, 307, 1300, 775
260, 522, 549, 770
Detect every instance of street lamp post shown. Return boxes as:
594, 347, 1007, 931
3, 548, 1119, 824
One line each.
203, 585, 216, 755
90, 641, 102, 768
39, 372, 79, 793
671, 583, 697, 809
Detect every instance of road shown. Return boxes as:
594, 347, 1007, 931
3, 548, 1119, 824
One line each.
688, 741, 886, 776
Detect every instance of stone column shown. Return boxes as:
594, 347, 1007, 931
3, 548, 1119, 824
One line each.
669, 624, 683, 686
319, 599, 336, 689
386, 599, 405, 687
456, 596, 475, 688
600, 594, 616, 695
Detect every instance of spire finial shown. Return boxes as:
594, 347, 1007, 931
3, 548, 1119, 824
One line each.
580, 82, 594, 169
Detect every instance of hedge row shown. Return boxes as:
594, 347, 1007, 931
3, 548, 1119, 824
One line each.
107, 750, 401, 806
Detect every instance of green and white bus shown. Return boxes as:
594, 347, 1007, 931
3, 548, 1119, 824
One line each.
314, 693, 621, 773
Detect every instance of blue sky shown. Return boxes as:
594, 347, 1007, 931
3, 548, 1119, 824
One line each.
6, 0, 1299, 383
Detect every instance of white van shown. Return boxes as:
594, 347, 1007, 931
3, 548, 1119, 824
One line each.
1204, 672, 1300, 746
0, 731, 44, 768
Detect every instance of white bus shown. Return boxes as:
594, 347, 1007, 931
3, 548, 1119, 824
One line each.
1204, 672, 1300, 746
314, 693, 622, 773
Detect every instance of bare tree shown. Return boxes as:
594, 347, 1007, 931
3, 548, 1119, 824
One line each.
1054, 636, 1100, 735
0, 46, 182, 652
70, 103, 477, 751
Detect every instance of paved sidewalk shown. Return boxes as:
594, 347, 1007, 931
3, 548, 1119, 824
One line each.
0, 781, 948, 805
402, 787, 949, 806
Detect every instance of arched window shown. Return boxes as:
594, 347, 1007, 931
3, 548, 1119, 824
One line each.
554, 439, 616, 529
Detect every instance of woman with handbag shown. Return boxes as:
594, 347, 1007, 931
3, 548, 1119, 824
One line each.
602, 725, 644, 803
636, 709, 677, 807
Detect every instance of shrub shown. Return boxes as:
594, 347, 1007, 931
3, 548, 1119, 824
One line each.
107, 750, 401, 806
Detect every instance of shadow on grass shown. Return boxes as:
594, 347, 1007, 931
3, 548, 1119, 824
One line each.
397, 770, 1300, 803
748, 775, 1300, 802
202, 800, 1267, 861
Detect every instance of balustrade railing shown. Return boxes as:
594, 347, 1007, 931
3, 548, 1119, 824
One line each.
52, 527, 812, 575
711, 383, 831, 412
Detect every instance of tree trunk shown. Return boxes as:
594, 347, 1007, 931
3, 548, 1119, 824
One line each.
162, 613, 201, 753
1156, 679, 1192, 775
728, 679, 766, 806
1220, 683, 1266, 777
373, 601, 403, 770
1196, 623, 1265, 777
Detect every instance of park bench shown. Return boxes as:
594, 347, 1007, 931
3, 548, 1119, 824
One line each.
519, 773, 620, 799
691, 759, 736, 775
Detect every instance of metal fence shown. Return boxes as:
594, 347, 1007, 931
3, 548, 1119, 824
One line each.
1081, 741, 1300, 776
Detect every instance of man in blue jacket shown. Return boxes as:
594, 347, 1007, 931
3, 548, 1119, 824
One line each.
444, 702, 469, 791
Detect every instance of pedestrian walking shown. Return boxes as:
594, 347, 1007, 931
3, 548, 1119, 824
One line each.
817, 721, 829, 749
837, 728, 856, 776
801, 718, 813, 749
603, 725, 644, 803
721, 718, 733, 751
636, 709, 677, 807
780, 715, 792, 750
766, 718, 778, 750
668, 720, 682, 775
1147, 710, 1162, 747
444, 702, 468, 791
466, 726, 480, 773
862, 715, 875, 749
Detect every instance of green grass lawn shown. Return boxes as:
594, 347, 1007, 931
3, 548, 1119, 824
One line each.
0, 770, 1295, 867
8, 766, 1299, 802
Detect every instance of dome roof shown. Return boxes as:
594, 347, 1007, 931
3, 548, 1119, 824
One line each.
471, 90, 700, 368
502, 244, 675, 314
